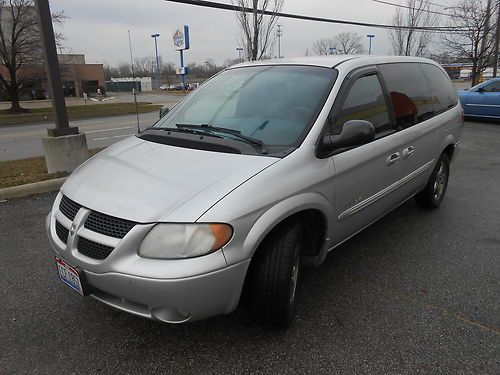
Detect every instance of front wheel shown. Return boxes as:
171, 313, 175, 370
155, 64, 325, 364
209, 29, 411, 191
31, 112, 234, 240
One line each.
251, 220, 302, 328
415, 154, 450, 209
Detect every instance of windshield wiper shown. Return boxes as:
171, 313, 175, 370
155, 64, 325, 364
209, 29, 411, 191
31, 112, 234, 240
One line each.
146, 126, 223, 139
176, 123, 268, 154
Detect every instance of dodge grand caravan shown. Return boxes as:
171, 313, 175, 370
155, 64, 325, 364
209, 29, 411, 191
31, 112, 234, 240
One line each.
46, 56, 462, 328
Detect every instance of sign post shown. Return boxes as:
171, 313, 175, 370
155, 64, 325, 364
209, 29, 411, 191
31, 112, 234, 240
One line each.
173, 25, 190, 89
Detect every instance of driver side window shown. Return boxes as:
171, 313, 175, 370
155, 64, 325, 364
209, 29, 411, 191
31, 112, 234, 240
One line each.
331, 74, 391, 136
482, 81, 500, 92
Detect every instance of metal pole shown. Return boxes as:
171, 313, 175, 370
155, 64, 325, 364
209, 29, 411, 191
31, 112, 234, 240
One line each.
180, 50, 186, 89
367, 34, 375, 55
277, 24, 283, 58
34, 0, 77, 136
153, 35, 160, 89
128, 30, 140, 132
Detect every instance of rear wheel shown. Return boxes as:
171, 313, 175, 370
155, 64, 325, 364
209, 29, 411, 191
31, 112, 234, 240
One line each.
251, 220, 302, 328
415, 153, 450, 209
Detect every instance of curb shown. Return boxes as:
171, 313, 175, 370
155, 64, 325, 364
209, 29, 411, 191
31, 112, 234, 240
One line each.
0, 177, 66, 200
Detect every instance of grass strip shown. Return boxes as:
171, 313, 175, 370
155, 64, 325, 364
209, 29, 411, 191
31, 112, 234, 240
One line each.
0, 102, 162, 126
0, 148, 103, 189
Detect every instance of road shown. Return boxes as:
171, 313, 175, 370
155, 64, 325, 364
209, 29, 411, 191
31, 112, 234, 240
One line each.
1, 121, 499, 374
0, 112, 159, 161
0, 92, 184, 161
0, 91, 185, 110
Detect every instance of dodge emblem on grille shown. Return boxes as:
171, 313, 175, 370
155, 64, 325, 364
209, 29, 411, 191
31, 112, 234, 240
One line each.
70, 223, 77, 236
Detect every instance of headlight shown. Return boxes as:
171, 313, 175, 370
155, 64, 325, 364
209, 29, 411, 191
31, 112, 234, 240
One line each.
138, 223, 233, 259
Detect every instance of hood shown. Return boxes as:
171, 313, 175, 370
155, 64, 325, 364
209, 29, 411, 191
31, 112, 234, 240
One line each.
61, 136, 278, 223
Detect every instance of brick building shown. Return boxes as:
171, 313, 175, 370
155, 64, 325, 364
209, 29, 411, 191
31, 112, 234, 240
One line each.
0, 54, 105, 100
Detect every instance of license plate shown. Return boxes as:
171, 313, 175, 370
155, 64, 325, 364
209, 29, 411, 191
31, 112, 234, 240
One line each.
55, 257, 84, 295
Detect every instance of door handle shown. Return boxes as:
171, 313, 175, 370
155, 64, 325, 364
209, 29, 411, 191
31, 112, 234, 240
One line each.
386, 152, 400, 166
403, 146, 415, 159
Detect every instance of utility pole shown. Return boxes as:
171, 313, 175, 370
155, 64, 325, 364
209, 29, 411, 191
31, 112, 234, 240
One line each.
277, 24, 283, 58
478, 0, 493, 83
493, 0, 500, 77
35, 0, 88, 174
34, 0, 76, 137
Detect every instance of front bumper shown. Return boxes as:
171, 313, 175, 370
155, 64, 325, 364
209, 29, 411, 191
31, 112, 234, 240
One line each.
46, 195, 250, 323
85, 260, 250, 323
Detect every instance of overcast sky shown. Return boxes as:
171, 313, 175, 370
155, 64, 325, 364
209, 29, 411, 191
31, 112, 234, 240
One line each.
50, 0, 411, 67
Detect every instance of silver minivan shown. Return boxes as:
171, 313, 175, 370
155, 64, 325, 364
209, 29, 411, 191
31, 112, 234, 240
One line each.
46, 56, 462, 327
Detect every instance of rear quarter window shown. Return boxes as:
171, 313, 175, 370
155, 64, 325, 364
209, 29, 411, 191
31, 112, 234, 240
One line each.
378, 63, 434, 129
419, 64, 458, 114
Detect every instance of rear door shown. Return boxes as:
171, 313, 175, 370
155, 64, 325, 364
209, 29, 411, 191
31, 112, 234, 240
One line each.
327, 67, 406, 244
378, 63, 450, 198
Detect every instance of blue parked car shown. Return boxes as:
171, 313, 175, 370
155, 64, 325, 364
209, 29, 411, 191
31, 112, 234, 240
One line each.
458, 78, 500, 119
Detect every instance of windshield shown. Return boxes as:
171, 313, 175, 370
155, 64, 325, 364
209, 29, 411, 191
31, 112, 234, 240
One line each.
154, 65, 337, 153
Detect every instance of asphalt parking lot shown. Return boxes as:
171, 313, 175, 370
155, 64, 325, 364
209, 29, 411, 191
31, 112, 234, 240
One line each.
1, 121, 499, 374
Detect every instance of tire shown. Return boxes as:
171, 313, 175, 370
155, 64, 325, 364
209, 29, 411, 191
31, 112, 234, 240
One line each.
251, 220, 302, 328
415, 153, 450, 209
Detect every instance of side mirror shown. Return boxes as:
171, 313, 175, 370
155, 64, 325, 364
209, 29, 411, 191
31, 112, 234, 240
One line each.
159, 106, 170, 118
320, 120, 375, 154
477, 87, 485, 93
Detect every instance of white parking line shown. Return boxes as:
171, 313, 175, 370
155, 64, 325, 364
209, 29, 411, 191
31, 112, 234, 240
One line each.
85, 126, 136, 134
92, 134, 134, 141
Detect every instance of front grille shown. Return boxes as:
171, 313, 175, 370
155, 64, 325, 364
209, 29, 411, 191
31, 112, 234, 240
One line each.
55, 221, 69, 244
59, 195, 82, 221
85, 211, 136, 239
77, 237, 114, 260
58, 195, 137, 260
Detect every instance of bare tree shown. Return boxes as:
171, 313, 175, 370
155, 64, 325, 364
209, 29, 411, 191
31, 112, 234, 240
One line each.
134, 57, 155, 77
103, 65, 119, 81
389, 0, 439, 57
223, 57, 241, 67
117, 62, 132, 77
443, 0, 496, 85
312, 38, 337, 55
334, 32, 364, 54
0, 0, 64, 112
232, 0, 284, 60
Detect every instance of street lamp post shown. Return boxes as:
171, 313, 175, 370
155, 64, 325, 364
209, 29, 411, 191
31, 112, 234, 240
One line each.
236, 47, 243, 63
277, 24, 283, 58
367, 34, 375, 55
151, 33, 160, 89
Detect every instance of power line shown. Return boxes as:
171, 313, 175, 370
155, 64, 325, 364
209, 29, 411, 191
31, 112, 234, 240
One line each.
423, 0, 450, 8
372, 0, 454, 17
164, 0, 466, 32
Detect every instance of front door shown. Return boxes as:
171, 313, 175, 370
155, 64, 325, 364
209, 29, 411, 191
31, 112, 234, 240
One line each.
464, 80, 500, 118
328, 68, 406, 244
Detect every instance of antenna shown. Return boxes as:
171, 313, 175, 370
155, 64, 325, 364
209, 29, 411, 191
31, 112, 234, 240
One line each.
128, 30, 140, 133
